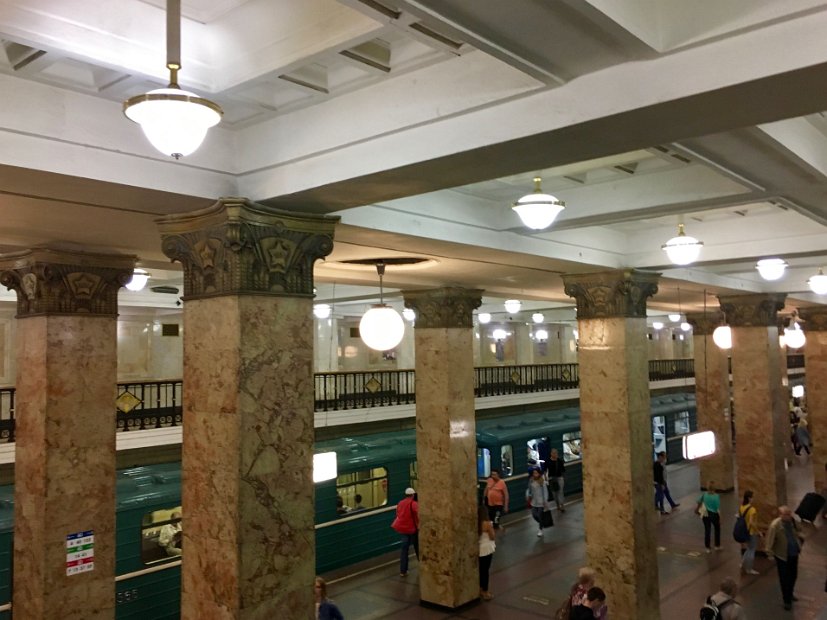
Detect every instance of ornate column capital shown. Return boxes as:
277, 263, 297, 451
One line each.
561, 269, 659, 319
402, 287, 482, 329
718, 293, 786, 327
686, 311, 725, 336
799, 306, 827, 331
157, 197, 339, 300
0, 248, 135, 317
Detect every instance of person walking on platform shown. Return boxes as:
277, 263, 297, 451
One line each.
739, 490, 761, 575
315, 577, 344, 620
704, 577, 746, 619
548, 448, 566, 512
696, 481, 722, 552
654, 451, 679, 515
391, 487, 419, 577
570, 587, 607, 620
765, 505, 804, 611
526, 468, 551, 537
484, 468, 509, 531
477, 504, 496, 601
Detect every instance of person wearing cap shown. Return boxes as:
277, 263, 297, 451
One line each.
392, 487, 419, 576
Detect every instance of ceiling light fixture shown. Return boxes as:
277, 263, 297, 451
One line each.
313, 304, 331, 319
504, 299, 522, 314
532, 312, 544, 324
652, 321, 664, 330
478, 312, 492, 325
680, 321, 692, 332
784, 318, 806, 349
125, 268, 150, 292
359, 261, 404, 351
668, 313, 681, 322
756, 258, 787, 281
492, 328, 508, 340
712, 325, 732, 349
808, 268, 827, 295
662, 223, 703, 266
402, 308, 416, 322
123, 0, 223, 159
512, 177, 566, 230
535, 329, 549, 342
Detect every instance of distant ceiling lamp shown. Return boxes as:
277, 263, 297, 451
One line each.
680, 321, 692, 332
402, 308, 416, 322
478, 312, 492, 324
125, 268, 150, 292
492, 328, 508, 340
532, 312, 545, 324
784, 321, 806, 349
313, 304, 331, 319
504, 299, 522, 314
712, 325, 732, 350
668, 313, 681, 323
808, 268, 827, 295
511, 177, 566, 230
792, 385, 805, 399
123, 0, 222, 159
652, 321, 664, 330
662, 223, 704, 266
756, 258, 787, 281
535, 329, 549, 342
359, 261, 405, 351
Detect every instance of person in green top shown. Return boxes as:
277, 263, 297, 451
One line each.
696, 480, 722, 552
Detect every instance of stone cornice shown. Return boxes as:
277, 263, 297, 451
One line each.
157, 197, 339, 299
0, 248, 135, 317
561, 269, 659, 319
799, 307, 827, 332
718, 293, 786, 327
402, 287, 483, 329
686, 311, 725, 336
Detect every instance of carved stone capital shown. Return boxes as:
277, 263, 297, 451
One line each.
157, 198, 339, 299
718, 293, 786, 327
402, 287, 483, 329
561, 270, 659, 319
0, 249, 136, 317
686, 311, 725, 336
799, 307, 827, 331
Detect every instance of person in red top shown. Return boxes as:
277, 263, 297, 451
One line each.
392, 487, 419, 576
484, 469, 509, 530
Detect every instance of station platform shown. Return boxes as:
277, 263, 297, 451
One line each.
321, 458, 827, 619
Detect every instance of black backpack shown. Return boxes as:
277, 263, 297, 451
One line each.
732, 506, 751, 543
700, 596, 734, 620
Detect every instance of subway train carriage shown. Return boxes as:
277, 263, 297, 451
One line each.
0, 391, 695, 616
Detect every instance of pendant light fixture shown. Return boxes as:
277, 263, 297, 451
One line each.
808, 268, 827, 294
124, 268, 150, 292
512, 177, 565, 230
313, 304, 332, 319
662, 223, 703, 266
359, 261, 405, 351
532, 312, 545, 324
712, 325, 732, 349
756, 258, 787, 281
478, 312, 492, 324
784, 313, 806, 349
124, 0, 223, 159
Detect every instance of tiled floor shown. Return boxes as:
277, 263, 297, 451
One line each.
322, 457, 827, 619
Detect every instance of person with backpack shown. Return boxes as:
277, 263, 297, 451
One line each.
736, 490, 761, 575
701, 577, 746, 619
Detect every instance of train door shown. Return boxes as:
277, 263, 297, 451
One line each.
652, 415, 667, 458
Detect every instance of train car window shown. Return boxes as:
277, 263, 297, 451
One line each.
652, 415, 667, 457
674, 411, 690, 435
141, 507, 182, 565
409, 461, 418, 489
477, 448, 490, 478
526, 438, 549, 470
335, 467, 388, 515
500, 445, 513, 477
562, 432, 582, 463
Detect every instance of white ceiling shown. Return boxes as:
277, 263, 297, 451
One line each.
1, 0, 827, 322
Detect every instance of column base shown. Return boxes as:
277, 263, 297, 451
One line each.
420, 597, 480, 611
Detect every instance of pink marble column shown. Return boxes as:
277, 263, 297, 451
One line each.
719, 294, 787, 526
686, 313, 734, 491
562, 269, 660, 620
402, 287, 482, 610
0, 248, 135, 619
158, 198, 338, 619
799, 307, 827, 491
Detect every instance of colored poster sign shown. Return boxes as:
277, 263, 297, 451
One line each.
66, 530, 95, 576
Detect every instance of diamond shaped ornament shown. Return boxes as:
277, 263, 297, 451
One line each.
116, 391, 142, 413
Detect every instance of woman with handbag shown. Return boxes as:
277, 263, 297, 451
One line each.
696, 480, 722, 553
525, 468, 551, 537
477, 504, 496, 601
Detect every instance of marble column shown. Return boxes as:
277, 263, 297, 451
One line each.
562, 270, 660, 620
719, 294, 787, 525
799, 307, 827, 491
402, 287, 482, 610
0, 248, 135, 619
157, 198, 338, 619
686, 313, 734, 491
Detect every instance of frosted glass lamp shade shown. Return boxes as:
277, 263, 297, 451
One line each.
532, 312, 544, 323
808, 269, 827, 294
662, 224, 703, 265
511, 177, 565, 230
313, 304, 331, 319
402, 307, 416, 322
784, 324, 806, 349
668, 313, 681, 322
504, 299, 522, 314
535, 329, 548, 341
652, 321, 664, 330
680, 322, 692, 332
756, 258, 787, 281
492, 328, 508, 340
125, 269, 150, 292
712, 325, 732, 349
478, 312, 492, 324
359, 305, 405, 351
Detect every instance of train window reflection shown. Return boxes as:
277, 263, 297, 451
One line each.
652, 415, 667, 458
335, 467, 388, 516
409, 461, 418, 490
674, 410, 690, 435
562, 432, 582, 462
141, 506, 182, 565
500, 445, 513, 477
477, 448, 491, 478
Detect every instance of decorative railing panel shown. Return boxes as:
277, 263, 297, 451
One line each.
115, 380, 183, 432
314, 370, 416, 412
474, 363, 579, 397
648, 358, 694, 380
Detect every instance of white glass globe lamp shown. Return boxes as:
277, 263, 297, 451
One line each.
652, 321, 664, 330
478, 312, 492, 324
402, 307, 416, 322
313, 304, 331, 319
662, 224, 703, 266
504, 299, 522, 314
535, 329, 549, 341
712, 325, 732, 350
680, 322, 692, 332
492, 328, 508, 341
784, 323, 806, 349
808, 268, 827, 295
512, 177, 565, 230
359, 305, 405, 351
756, 258, 788, 281
125, 269, 150, 292
668, 313, 681, 322
532, 312, 544, 324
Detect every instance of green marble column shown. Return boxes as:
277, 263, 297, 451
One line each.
0, 248, 135, 619
562, 269, 661, 620
158, 198, 338, 619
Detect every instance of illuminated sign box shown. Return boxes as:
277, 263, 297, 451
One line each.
313, 452, 338, 483
682, 431, 716, 460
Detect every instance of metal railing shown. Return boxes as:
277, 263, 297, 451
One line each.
474, 363, 579, 397
314, 370, 415, 412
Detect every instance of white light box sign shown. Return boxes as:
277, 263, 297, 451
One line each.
313, 452, 338, 483
682, 431, 716, 460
